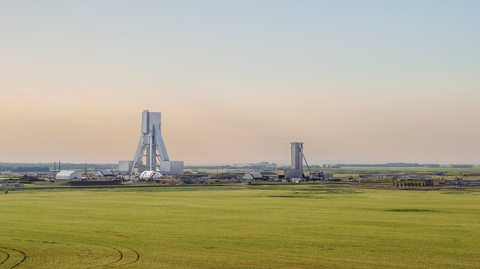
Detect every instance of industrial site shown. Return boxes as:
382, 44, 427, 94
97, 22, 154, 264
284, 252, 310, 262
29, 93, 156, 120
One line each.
1, 110, 480, 189
2, 1, 479, 268
1, 112, 479, 268
1, 130, 480, 268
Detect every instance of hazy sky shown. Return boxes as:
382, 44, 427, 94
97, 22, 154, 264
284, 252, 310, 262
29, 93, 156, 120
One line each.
1, 1, 479, 164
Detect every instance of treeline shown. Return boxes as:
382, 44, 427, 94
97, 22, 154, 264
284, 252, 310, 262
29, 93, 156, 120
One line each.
0, 166, 50, 172
451, 165, 474, 168
335, 163, 441, 168
181, 163, 478, 170
186, 165, 240, 170
48, 163, 117, 170
186, 165, 277, 170
0, 162, 117, 172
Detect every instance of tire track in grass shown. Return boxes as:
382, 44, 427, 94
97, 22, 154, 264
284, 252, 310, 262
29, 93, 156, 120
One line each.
8, 248, 26, 269
0, 249, 10, 265
9, 239, 83, 268
22, 249, 46, 268
88, 244, 140, 268
3, 240, 139, 268
101, 246, 123, 267
116, 246, 140, 267
0, 247, 27, 268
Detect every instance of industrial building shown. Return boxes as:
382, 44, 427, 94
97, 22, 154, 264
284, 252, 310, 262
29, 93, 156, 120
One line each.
56, 171, 83, 180
119, 110, 184, 176
95, 170, 115, 178
278, 142, 305, 179
118, 161, 133, 176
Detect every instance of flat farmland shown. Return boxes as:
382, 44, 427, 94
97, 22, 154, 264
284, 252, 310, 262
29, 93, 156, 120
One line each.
0, 184, 479, 268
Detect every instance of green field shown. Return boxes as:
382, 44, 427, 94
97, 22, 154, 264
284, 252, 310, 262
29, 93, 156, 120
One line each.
1, 184, 479, 268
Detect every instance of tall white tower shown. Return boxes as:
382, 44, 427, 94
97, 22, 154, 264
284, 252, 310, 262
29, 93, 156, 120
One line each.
128, 110, 183, 176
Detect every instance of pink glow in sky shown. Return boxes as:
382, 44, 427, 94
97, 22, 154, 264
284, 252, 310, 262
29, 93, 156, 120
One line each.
1, 1, 479, 164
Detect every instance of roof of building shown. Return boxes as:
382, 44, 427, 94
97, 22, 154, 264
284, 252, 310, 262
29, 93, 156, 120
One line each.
243, 172, 263, 179
56, 171, 82, 180
56, 171, 78, 177
97, 170, 115, 176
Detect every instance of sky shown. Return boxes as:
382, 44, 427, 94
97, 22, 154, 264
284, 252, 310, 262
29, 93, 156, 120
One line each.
1, 1, 479, 165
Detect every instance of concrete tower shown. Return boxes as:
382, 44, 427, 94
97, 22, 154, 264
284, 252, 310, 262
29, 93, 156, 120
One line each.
277, 142, 305, 179
127, 110, 183, 176
291, 142, 304, 172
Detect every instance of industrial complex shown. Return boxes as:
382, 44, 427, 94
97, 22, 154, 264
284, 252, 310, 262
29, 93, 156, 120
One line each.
36, 109, 317, 183
46, 110, 316, 182
4, 109, 476, 188
114, 110, 308, 182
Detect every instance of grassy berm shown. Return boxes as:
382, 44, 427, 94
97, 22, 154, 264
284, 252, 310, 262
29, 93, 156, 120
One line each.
0, 184, 479, 268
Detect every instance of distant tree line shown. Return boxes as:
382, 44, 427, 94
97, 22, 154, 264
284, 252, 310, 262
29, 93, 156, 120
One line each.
308, 165, 341, 169
334, 163, 441, 168
186, 165, 242, 170
49, 163, 117, 170
0, 166, 50, 172
451, 165, 473, 168
186, 164, 279, 170
0, 162, 118, 172
187, 165, 230, 169
187, 163, 474, 170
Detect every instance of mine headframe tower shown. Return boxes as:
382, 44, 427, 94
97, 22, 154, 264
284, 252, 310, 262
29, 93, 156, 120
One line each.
129, 110, 169, 175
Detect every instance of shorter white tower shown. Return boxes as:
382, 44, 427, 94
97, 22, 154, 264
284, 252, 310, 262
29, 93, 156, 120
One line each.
291, 142, 304, 172
277, 142, 304, 179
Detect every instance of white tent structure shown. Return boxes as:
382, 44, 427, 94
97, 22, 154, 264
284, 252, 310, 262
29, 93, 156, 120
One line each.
243, 172, 263, 180
56, 171, 83, 180
139, 171, 163, 180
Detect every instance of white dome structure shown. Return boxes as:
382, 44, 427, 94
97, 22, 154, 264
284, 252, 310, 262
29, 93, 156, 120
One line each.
243, 172, 263, 180
56, 171, 83, 180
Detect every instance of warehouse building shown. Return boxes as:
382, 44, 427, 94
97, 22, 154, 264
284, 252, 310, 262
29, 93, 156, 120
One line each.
95, 170, 115, 178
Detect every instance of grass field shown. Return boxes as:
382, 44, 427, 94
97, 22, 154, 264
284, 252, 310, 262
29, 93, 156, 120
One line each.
0, 184, 479, 268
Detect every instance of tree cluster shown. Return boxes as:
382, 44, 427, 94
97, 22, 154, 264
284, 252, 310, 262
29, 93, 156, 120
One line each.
0, 166, 50, 172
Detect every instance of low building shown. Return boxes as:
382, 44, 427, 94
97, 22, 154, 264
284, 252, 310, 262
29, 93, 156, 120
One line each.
56, 171, 83, 180
159, 161, 184, 175
95, 170, 115, 178
118, 161, 134, 175
278, 169, 303, 179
